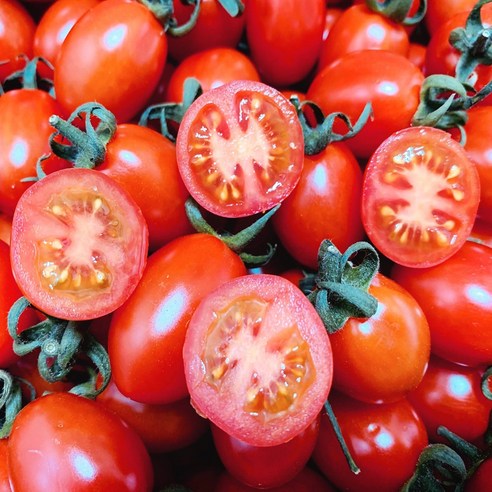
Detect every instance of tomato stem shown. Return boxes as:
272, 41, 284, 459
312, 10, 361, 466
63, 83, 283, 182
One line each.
139, 0, 201, 35
482, 366, 492, 401
1, 56, 54, 93
217, 0, 245, 17
365, 0, 427, 25
0, 370, 25, 438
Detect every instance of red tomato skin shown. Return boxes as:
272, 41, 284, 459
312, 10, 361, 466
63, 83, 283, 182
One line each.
0, 439, 10, 492
54, 0, 167, 123
245, 0, 326, 87
0, 89, 68, 217
108, 233, 247, 405
0, 215, 11, 246
408, 355, 492, 448
272, 142, 365, 270
391, 241, 492, 367
465, 456, 492, 491
99, 123, 193, 252
7, 392, 154, 492
307, 50, 424, 160
426, 0, 481, 35
330, 273, 431, 404
313, 392, 428, 492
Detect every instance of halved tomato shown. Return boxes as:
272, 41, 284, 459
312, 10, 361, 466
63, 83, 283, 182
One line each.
183, 273, 332, 447
361, 126, 480, 268
176, 80, 304, 218
10, 168, 148, 320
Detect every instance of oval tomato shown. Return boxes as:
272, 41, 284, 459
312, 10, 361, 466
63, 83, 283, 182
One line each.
10, 168, 148, 321
425, 0, 483, 36
176, 80, 304, 218
361, 126, 480, 268
8, 392, 154, 491
0, 439, 9, 492
108, 233, 247, 405
183, 273, 333, 447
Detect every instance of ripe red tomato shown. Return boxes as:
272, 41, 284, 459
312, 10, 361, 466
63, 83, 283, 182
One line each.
211, 415, 320, 489
0, 215, 11, 245
54, 0, 167, 123
362, 126, 481, 268
245, 0, 326, 87
407, 355, 492, 448
183, 273, 333, 447
272, 142, 365, 270
10, 168, 148, 321
465, 456, 492, 491
312, 392, 428, 492
307, 50, 424, 160
176, 80, 304, 218
391, 241, 492, 367
425, 0, 481, 35
108, 233, 247, 405
0, 438, 10, 492
8, 392, 154, 491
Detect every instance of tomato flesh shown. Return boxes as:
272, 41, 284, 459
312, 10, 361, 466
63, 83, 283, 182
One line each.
176, 80, 304, 218
183, 274, 332, 447
10, 168, 148, 320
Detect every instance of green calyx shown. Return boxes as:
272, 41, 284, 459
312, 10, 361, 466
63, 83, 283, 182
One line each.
365, 0, 427, 25
1, 56, 54, 94
0, 370, 27, 438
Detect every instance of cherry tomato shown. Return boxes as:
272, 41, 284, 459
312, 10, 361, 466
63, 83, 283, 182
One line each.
426, 0, 482, 35
470, 217, 492, 248
0, 215, 11, 246
407, 42, 427, 71
361, 126, 480, 268
307, 50, 424, 160
54, 0, 167, 123
391, 240, 492, 367
245, 0, 326, 87
465, 456, 492, 491
10, 168, 148, 321
312, 392, 428, 492
272, 142, 365, 270
176, 80, 304, 218
0, 439, 10, 492
8, 392, 154, 491
183, 273, 333, 447
108, 233, 247, 405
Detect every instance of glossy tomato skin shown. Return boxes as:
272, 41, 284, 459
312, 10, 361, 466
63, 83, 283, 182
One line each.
330, 273, 431, 404
0, 439, 10, 492
465, 456, 492, 491
245, 0, 326, 87
54, 0, 167, 123
183, 274, 333, 447
108, 233, 247, 405
8, 392, 154, 492
211, 414, 320, 489
99, 123, 193, 252
391, 241, 492, 367
426, 0, 481, 35
313, 392, 428, 492
407, 355, 492, 448
307, 50, 424, 160
0, 89, 68, 217
0, 215, 11, 246
272, 142, 365, 270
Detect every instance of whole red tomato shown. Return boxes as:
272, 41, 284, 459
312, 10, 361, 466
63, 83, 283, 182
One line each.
8, 392, 154, 491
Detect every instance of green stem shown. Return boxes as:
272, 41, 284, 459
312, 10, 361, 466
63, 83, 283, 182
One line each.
365, 0, 427, 25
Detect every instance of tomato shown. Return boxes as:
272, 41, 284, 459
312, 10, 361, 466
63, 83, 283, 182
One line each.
0, 0, 35, 82
0, 88, 68, 217
211, 415, 320, 489
391, 240, 492, 367
317, 4, 410, 72
272, 142, 365, 270
0, 215, 11, 246
312, 392, 428, 492
465, 456, 492, 491
426, 0, 481, 35
108, 233, 247, 405
307, 50, 424, 160
8, 392, 154, 491
245, 0, 326, 87
361, 126, 481, 268
183, 273, 333, 447
32, 0, 102, 79
96, 378, 209, 453
0, 439, 10, 492
407, 42, 427, 71
54, 0, 167, 123
10, 167, 148, 321
470, 217, 492, 248
165, 47, 260, 103
407, 355, 492, 448
176, 80, 304, 218
167, 0, 246, 63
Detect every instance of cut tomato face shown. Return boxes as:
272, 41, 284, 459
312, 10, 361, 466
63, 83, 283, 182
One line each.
361, 126, 480, 268
10, 168, 148, 321
176, 80, 304, 218
183, 273, 332, 447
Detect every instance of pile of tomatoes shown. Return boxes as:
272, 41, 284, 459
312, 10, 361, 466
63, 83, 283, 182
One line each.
1, 0, 492, 490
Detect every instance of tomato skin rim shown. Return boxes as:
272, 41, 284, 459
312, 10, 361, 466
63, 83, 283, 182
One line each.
183, 273, 333, 447
10, 168, 149, 321
175, 79, 305, 218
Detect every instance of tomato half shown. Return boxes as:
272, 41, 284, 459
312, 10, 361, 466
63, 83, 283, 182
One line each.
10, 168, 148, 321
361, 126, 480, 268
183, 273, 333, 447
176, 80, 304, 218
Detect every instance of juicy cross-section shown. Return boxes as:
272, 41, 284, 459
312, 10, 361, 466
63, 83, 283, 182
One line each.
202, 297, 316, 423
